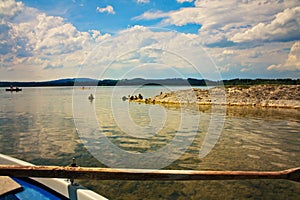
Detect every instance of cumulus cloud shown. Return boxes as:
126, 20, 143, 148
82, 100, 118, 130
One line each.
0, 0, 111, 80
268, 41, 300, 71
76, 25, 222, 80
0, 0, 23, 19
204, 41, 297, 78
96, 5, 115, 14
0, 1, 217, 81
231, 7, 300, 43
135, 0, 300, 45
7, 13, 103, 57
162, 7, 202, 26
1, 0, 299, 81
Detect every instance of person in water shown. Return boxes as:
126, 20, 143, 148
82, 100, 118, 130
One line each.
88, 94, 94, 100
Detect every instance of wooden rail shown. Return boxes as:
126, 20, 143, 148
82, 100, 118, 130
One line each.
0, 165, 299, 182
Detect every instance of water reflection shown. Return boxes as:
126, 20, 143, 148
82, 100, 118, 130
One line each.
0, 87, 299, 199
0, 88, 77, 164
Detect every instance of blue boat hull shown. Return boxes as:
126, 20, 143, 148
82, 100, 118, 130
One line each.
0, 177, 68, 200
0, 154, 108, 200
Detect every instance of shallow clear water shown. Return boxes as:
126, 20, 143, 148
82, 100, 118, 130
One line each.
0, 87, 299, 199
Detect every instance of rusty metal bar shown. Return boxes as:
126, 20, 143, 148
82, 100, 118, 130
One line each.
0, 165, 299, 182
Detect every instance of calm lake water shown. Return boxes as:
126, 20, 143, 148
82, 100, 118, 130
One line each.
0, 86, 299, 199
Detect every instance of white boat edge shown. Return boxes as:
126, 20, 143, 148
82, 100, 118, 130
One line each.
0, 153, 108, 200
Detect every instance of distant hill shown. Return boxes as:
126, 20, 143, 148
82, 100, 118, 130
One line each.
0, 78, 299, 87
0, 78, 98, 87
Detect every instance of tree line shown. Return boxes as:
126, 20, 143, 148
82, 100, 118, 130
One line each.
0, 78, 299, 87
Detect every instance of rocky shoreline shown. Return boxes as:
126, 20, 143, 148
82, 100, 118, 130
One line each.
130, 85, 300, 109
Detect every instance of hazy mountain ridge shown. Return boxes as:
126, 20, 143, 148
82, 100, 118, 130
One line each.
0, 78, 299, 87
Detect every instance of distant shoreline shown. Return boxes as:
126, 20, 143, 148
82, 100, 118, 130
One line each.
0, 78, 299, 87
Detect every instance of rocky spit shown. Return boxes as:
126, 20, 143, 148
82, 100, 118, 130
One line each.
131, 85, 300, 109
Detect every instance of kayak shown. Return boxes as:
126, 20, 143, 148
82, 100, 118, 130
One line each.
0, 154, 108, 200
5, 88, 22, 92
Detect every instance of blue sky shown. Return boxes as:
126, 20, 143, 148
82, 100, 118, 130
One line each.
0, 0, 299, 81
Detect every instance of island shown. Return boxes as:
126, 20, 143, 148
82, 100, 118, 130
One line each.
130, 85, 300, 109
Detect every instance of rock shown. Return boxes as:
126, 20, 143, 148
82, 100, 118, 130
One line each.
131, 85, 300, 109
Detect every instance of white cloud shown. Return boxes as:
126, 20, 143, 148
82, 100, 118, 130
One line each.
0, 0, 23, 19
136, 0, 300, 45
84, 26, 222, 80
136, 0, 150, 3
96, 5, 115, 14
1, 0, 218, 81
231, 7, 300, 43
8, 13, 98, 57
240, 67, 251, 72
204, 41, 297, 78
177, 0, 193, 3
162, 7, 202, 26
0, 0, 111, 81
134, 7, 202, 26
1, 0, 299, 81
268, 41, 300, 71
133, 10, 168, 20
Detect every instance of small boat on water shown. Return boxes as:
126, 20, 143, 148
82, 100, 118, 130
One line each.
5, 87, 22, 92
0, 154, 107, 200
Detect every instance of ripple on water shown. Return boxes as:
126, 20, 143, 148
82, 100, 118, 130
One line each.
242, 145, 262, 151
247, 154, 260, 159
1, 87, 300, 199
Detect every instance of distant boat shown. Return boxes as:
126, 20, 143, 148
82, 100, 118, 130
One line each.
6, 88, 22, 92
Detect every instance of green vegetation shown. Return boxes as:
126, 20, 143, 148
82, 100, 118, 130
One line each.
221, 78, 300, 86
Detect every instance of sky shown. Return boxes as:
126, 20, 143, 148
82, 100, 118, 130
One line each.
0, 0, 299, 81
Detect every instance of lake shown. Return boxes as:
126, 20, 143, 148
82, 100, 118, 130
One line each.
0, 86, 299, 199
